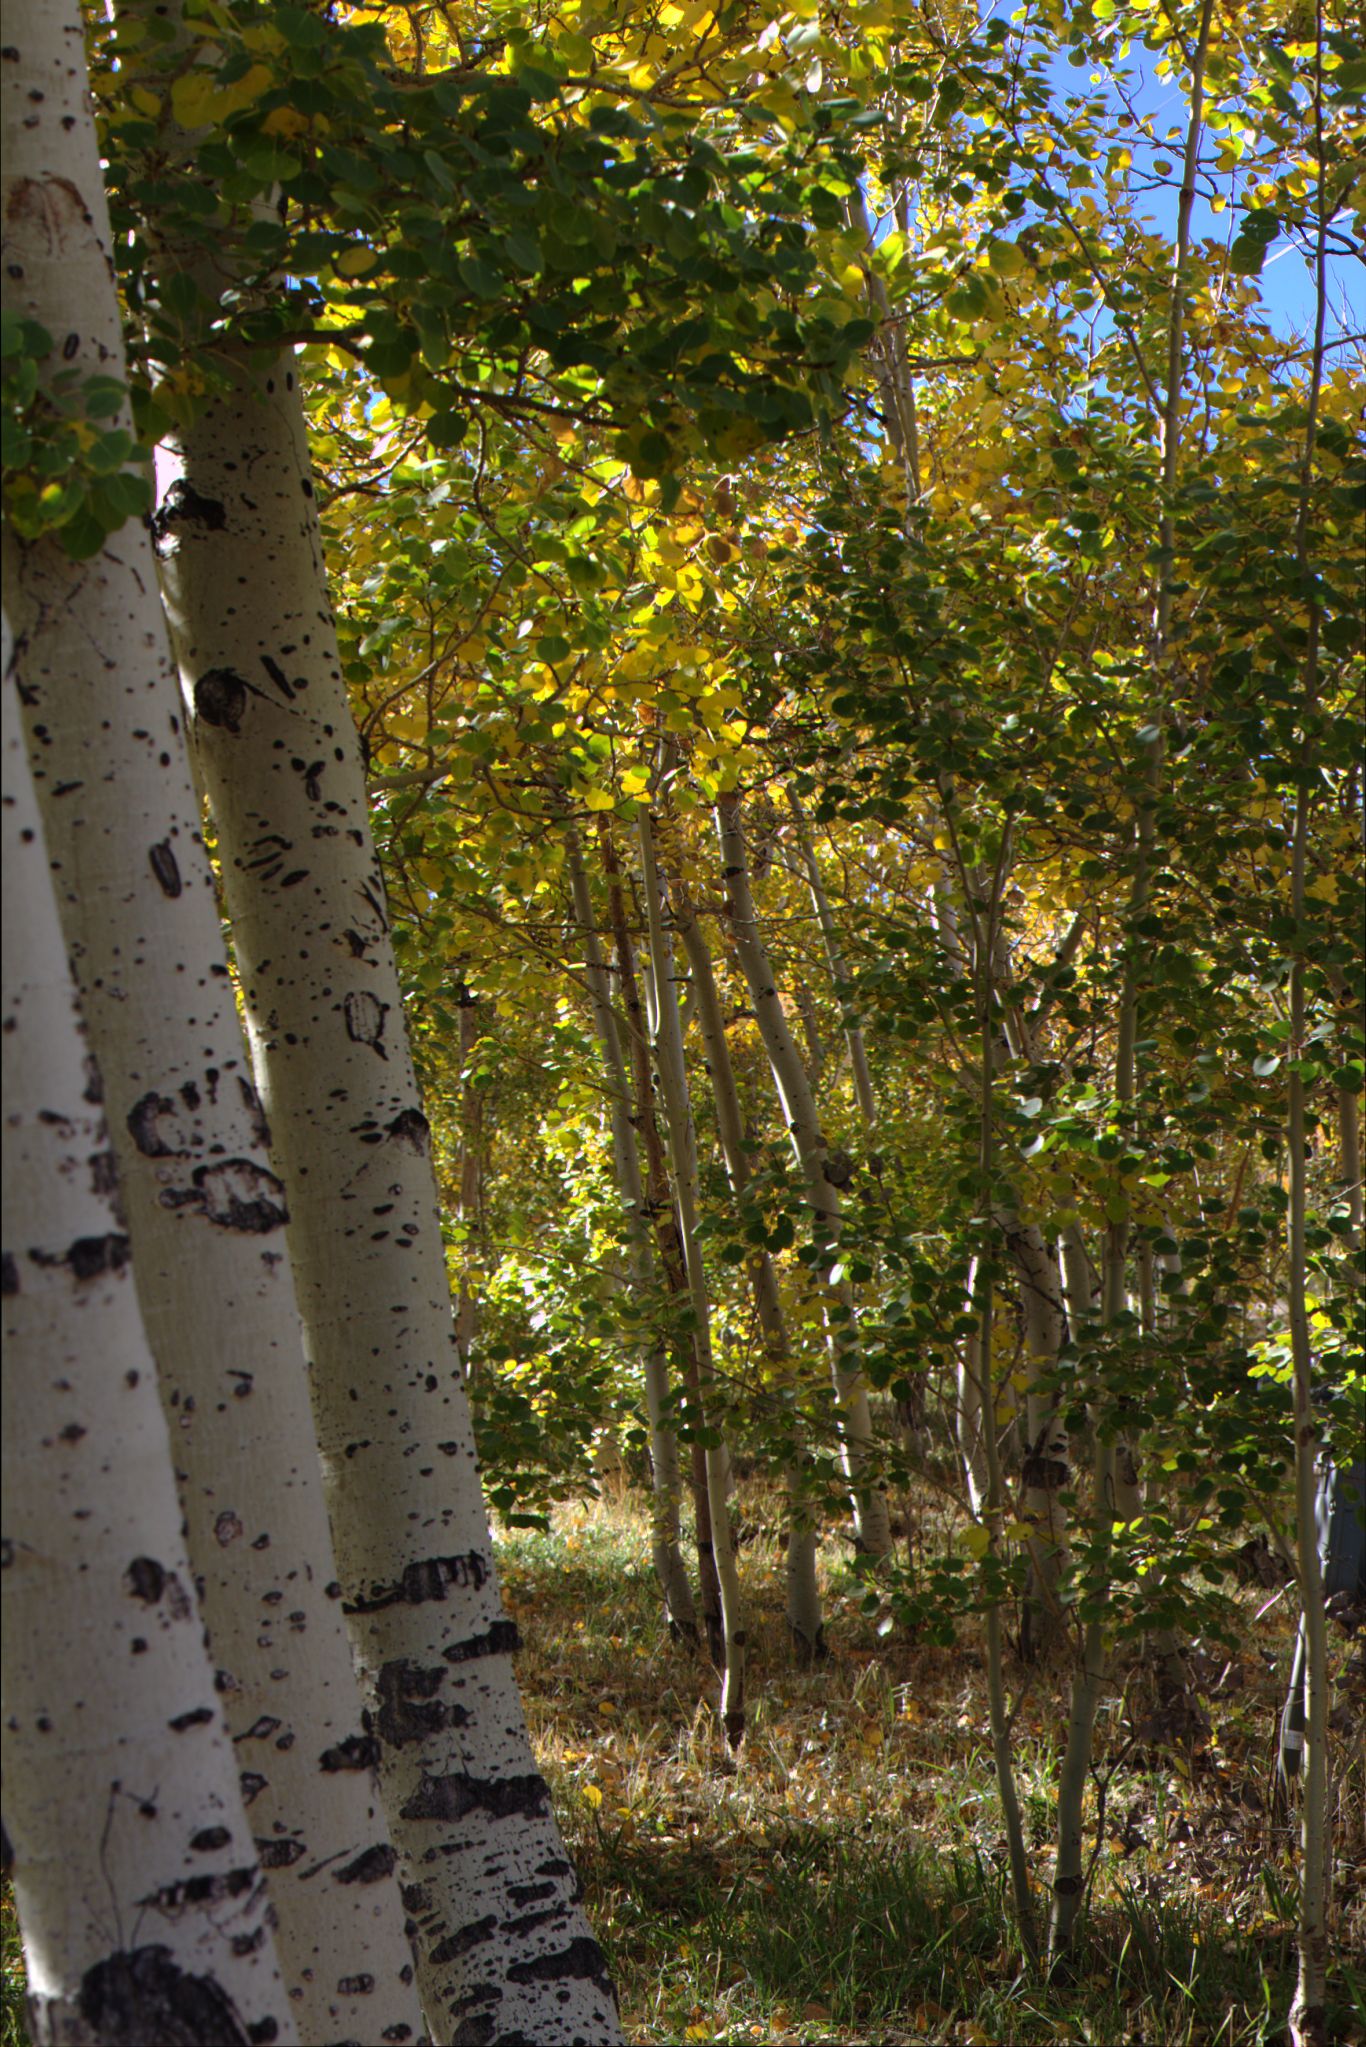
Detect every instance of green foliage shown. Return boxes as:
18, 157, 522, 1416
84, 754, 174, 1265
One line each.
0, 313, 151, 557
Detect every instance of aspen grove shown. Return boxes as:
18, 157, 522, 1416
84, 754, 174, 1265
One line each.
1, 2, 1362, 2046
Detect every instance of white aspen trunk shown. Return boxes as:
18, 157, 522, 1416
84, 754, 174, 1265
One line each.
0, 17, 424, 2039
673, 890, 825, 1661
716, 793, 892, 1557
955, 1267, 989, 1524
1009, 1222, 1071, 1662
2, 609, 295, 2047
638, 809, 746, 1743
563, 823, 696, 1638
453, 990, 482, 1375
786, 790, 877, 1129
155, 365, 621, 2044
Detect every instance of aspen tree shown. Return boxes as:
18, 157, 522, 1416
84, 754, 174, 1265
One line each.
786, 790, 878, 1130
716, 793, 892, 1556
672, 885, 826, 1660
1, 610, 294, 2047
598, 822, 724, 1657
1286, 16, 1332, 2037
1050, 0, 1216, 1961
563, 822, 697, 1637
637, 805, 746, 1742
154, 363, 620, 2039
0, 12, 423, 2037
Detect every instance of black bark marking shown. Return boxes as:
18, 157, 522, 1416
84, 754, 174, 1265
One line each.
398, 1771, 549, 1825
149, 840, 182, 898
506, 1935, 614, 1995
260, 653, 296, 701
506, 1880, 557, 1907
190, 1827, 231, 1853
343, 928, 369, 958
501, 1905, 562, 1939
247, 2025, 280, 2045
215, 1511, 244, 1547
90, 1149, 120, 1201
254, 1837, 306, 1869
318, 1732, 380, 1773
193, 668, 249, 734
535, 1859, 572, 1878
450, 2017, 495, 2046
400, 1882, 431, 1913
336, 1973, 374, 1997
36, 1232, 131, 1281
234, 1715, 281, 1743
168, 1706, 214, 1732
78, 1946, 251, 2045
373, 1660, 461, 1748
125, 1556, 166, 1603
238, 1771, 268, 1804
334, 1842, 397, 1885
137, 1865, 256, 1913
381, 2029, 414, 2043
160, 1160, 287, 1233
236, 1075, 271, 1150
430, 1917, 497, 1966
154, 479, 226, 536
343, 989, 389, 1058
386, 1107, 430, 1154
0, 1252, 16, 1296
441, 1618, 520, 1667
127, 1091, 185, 1159
346, 1550, 487, 1616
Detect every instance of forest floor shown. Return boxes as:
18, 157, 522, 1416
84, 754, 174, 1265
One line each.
3, 1482, 1363, 2047
507, 1484, 1365, 2047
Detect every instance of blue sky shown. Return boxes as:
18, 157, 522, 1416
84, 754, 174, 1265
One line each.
1039, 33, 1362, 346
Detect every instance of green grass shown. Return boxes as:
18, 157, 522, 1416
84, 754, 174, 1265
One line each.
2, 1881, 26, 2047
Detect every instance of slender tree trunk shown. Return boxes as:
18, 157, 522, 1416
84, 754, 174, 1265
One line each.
453, 987, 483, 1375
155, 359, 621, 2042
1, 19, 424, 2038
787, 790, 878, 1129
599, 824, 721, 1654
2, 609, 294, 2047
673, 888, 825, 1659
563, 823, 696, 1638
638, 809, 746, 1744
716, 793, 892, 1556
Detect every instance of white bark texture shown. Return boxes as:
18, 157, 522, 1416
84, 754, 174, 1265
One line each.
0, 18, 425, 2038
2, 610, 295, 2047
563, 825, 696, 1637
156, 362, 620, 2045
672, 888, 824, 1659
637, 809, 746, 1743
786, 791, 877, 1129
716, 794, 892, 1556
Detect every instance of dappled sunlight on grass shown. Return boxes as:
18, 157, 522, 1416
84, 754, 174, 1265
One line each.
494, 1485, 1364, 2047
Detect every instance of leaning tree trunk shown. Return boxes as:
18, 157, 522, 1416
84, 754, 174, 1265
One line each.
2, 609, 294, 2047
599, 822, 723, 1656
673, 883, 825, 1659
638, 807, 746, 1744
154, 355, 621, 2042
717, 793, 892, 1557
0, 15, 424, 2040
786, 789, 877, 1129
563, 821, 697, 1638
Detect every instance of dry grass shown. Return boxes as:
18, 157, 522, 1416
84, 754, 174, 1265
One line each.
498, 1483, 1366, 2046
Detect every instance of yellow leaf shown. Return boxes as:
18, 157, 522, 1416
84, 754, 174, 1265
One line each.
583, 1783, 603, 1808
129, 84, 161, 117
261, 105, 310, 138
962, 1524, 990, 1559
170, 62, 271, 129
582, 789, 616, 812
336, 246, 382, 278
